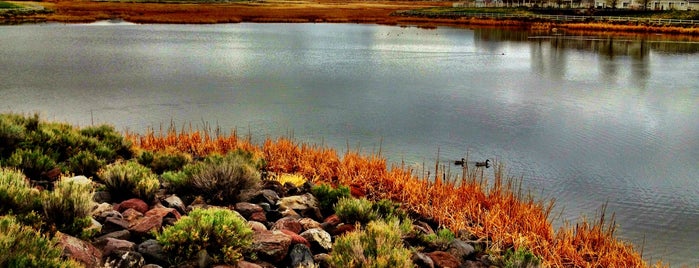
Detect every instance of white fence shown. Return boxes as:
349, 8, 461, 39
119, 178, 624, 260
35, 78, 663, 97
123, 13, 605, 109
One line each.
394, 11, 699, 25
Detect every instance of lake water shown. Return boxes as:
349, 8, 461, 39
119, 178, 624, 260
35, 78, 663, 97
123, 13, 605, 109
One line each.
1, 22, 698, 266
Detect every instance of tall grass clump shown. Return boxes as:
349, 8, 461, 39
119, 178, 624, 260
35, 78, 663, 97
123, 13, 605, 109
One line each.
330, 218, 413, 268
161, 150, 262, 205
311, 183, 351, 216
97, 160, 160, 202
42, 176, 94, 236
156, 207, 254, 265
0, 167, 40, 214
0, 215, 83, 268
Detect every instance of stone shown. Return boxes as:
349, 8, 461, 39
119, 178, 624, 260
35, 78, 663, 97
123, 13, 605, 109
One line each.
146, 206, 181, 220
313, 253, 332, 268
257, 202, 272, 212
102, 216, 131, 234
99, 238, 136, 256
232, 261, 262, 268
66, 175, 91, 184
235, 202, 264, 219
197, 249, 214, 268
331, 224, 355, 236
57, 232, 103, 267
272, 217, 303, 234
280, 208, 301, 218
261, 180, 284, 195
85, 218, 102, 234
248, 221, 268, 232
412, 252, 435, 268
93, 190, 112, 204
280, 229, 310, 248
298, 218, 321, 231
115, 198, 149, 214
266, 210, 283, 223
288, 244, 314, 268
447, 239, 475, 261
96, 230, 132, 242
299, 228, 332, 253
462, 260, 489, 268
427, 251, 460, 268
163, 194, 187, 215
92, 202, 114, 219
128, 216, 163, 236
251, 230, 292, 263
122, 208, 144, 223
137, 239, 168, 266
97, 210, 122, 223
249, 211, 267, 223
414, 220, 435, 235
104, 250, 145, 268
322, 215, 341, 226
142, 265, 163, 268
277, 194, 322, 220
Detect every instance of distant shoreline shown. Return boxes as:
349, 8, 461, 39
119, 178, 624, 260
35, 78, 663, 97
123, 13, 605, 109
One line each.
2, 0, 699, 36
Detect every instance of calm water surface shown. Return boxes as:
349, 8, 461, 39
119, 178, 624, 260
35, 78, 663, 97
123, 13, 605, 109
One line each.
1, 22, 698, 265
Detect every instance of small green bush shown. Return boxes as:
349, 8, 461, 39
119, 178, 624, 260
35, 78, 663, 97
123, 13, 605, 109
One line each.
80, 125, 133, 161
0, 215, 83, 268
311, 183, 351, 216
419, 227, 456, 250
0, 115, 27, 158
3, 148, 57, 180
42, 177, 94, 236
97, 160, 160, 202
330, 218, 413, 268
156, 207, 254, 265
496, 247, 541, 268
138, 150, 192, 174
66, 151, 106, 178
372, 198, 409, 223
168, 151, 262, 205
335, 197, 378, 225
0, 167, 40, 214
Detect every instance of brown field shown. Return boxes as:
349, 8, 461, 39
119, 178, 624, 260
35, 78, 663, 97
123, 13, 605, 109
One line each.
125, 128, 659, 267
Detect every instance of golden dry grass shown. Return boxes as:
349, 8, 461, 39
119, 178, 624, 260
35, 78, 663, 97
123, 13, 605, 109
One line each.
126, 129, 653, 267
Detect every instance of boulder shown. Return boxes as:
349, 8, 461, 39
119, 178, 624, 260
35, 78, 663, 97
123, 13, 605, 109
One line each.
427, 251, 460, 268
322, 215, 341, 226
251, 230, 292, 263
97, 237, 136, 256
272, 217, 303, 234
298, 218, 321, 231
288, 244, 314, 268
97, 210, 123, 223
248, 221, 268, 232
447, 239, 475, 261
313, 253, 332, 268
280, 229, 310, 248
412, 252, 435, 268
277, 193, 322, 220
115, 198, 149, 214
137, 239, 168, 266
129, 207, 181, 236
249, 211, 267, 223
331, 224, 355, 236
122, 208, 144, 223
231, 261, 262, 268
85, 218, 102, 234
57, 232, 103, 267
96, 230, 132, 242
93, 190, 112, 204
235, 202, 264, 218
266, 210, 283, 223
104, 250, 145, 268
102, 216, 130, 234
299, 228, 332, 253
162, 194, 187, 215
142, 265, 163, 268
92, 202, 114, 218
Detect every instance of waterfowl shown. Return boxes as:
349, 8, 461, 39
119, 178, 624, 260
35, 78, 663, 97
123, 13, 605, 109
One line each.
454, 158, 465, 166
475, 159, 490, 168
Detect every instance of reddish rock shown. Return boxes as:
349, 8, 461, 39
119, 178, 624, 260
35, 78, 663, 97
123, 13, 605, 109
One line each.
331, 224, 356, 236
145, 207, 181, 220
249, 211, 267, 223
57, 232, 103, 267
235, 202, 264, 219
248, 221, 268, 233
233, 261, 263, 268
129, 216, 162, 236
298, 218, 321, 231
102, 216, 130, 233
272, 217, 302, 234
99, 238, 136, 256
122, 208, 144, 223
251, 230, 292, 263
322, 215, 341, 226
427, 251, 460, 268
115, 198, 149, 214
280, 229, 311, 248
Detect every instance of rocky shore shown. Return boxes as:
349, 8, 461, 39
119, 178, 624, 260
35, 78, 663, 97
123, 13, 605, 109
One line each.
68, 174, 497, 268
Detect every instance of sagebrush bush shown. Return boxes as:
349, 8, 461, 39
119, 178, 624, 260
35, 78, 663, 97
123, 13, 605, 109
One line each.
496, 247, 541, 268
167, 151, 262, 205
79, 125, 133, 161
137, 149, 192, 174
419, 227, 456, 250
42, 177, 94, 236
0, 167, 40, 214
66, 151, 106, 178
97, 160, 160, 202
330, 218, 413, 268
372, 198, 409, 223
156, 207, 254, 265
0, 115, 27, 158
335, 197, 378, 225
0, 215, 83, 268
312, 184, 351, 216
2, 148, 57, 180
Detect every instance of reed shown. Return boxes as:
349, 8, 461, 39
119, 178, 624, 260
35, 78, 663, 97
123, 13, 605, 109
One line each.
127, 129, 651, 267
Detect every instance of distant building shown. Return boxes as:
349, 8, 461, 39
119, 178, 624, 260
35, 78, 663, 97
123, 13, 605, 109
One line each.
594, 0, 691, 9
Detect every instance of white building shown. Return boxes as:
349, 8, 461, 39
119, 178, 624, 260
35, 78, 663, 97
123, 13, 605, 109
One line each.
594, 0, 691, 9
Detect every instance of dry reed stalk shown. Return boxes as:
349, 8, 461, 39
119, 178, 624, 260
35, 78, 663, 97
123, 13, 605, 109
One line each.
125, 130, 650, 267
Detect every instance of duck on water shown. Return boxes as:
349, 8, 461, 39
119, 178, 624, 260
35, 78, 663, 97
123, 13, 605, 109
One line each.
454, 158, 490, 168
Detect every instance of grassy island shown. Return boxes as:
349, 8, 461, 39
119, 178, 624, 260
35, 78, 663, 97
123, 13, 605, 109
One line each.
0, 112, 659, 267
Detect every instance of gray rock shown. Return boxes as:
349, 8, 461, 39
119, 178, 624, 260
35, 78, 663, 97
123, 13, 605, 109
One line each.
447, 239, 475, 261
93, 191, 112, 204
277, 194, 322, 220
137, 239, 168, 266
96, 230, 132, 242
163, 194, 187, 215
412, 251, 435, 268
299, 228, 332, 253
197, 249, 213, 268
102, 216, 130, 234
313, 253, 331, 268
99, 237, 136, 257
251, 230, 292, 263
288, 244, 314, 268
235, 202, 264, 220
104, 250, 145, 268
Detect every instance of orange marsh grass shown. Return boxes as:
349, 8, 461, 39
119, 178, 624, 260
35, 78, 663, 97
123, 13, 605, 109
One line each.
126, 128, 654, 267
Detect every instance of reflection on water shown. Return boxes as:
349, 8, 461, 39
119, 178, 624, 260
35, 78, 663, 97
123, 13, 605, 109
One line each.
0, 23, 698, 266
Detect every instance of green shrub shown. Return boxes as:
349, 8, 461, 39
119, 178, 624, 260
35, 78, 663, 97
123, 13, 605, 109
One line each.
80, 125, 133, 161
419, 227, 456, 250
372, 198, 409, 223
0, 116, 27, 158
170, 151, 261, 205
156, 207, 254, 265
0, 167, 40, 214
0, 215, 83, 268
97, 160, 160, 202
496, 247, 541, 268
3, 148, 57, 180
311, 183, 351, 216
330, 218, 413, 268
66, 151, 106, 178
138, 150, 192, 174
42, 177, 94, 236
335, 197, 378, 225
